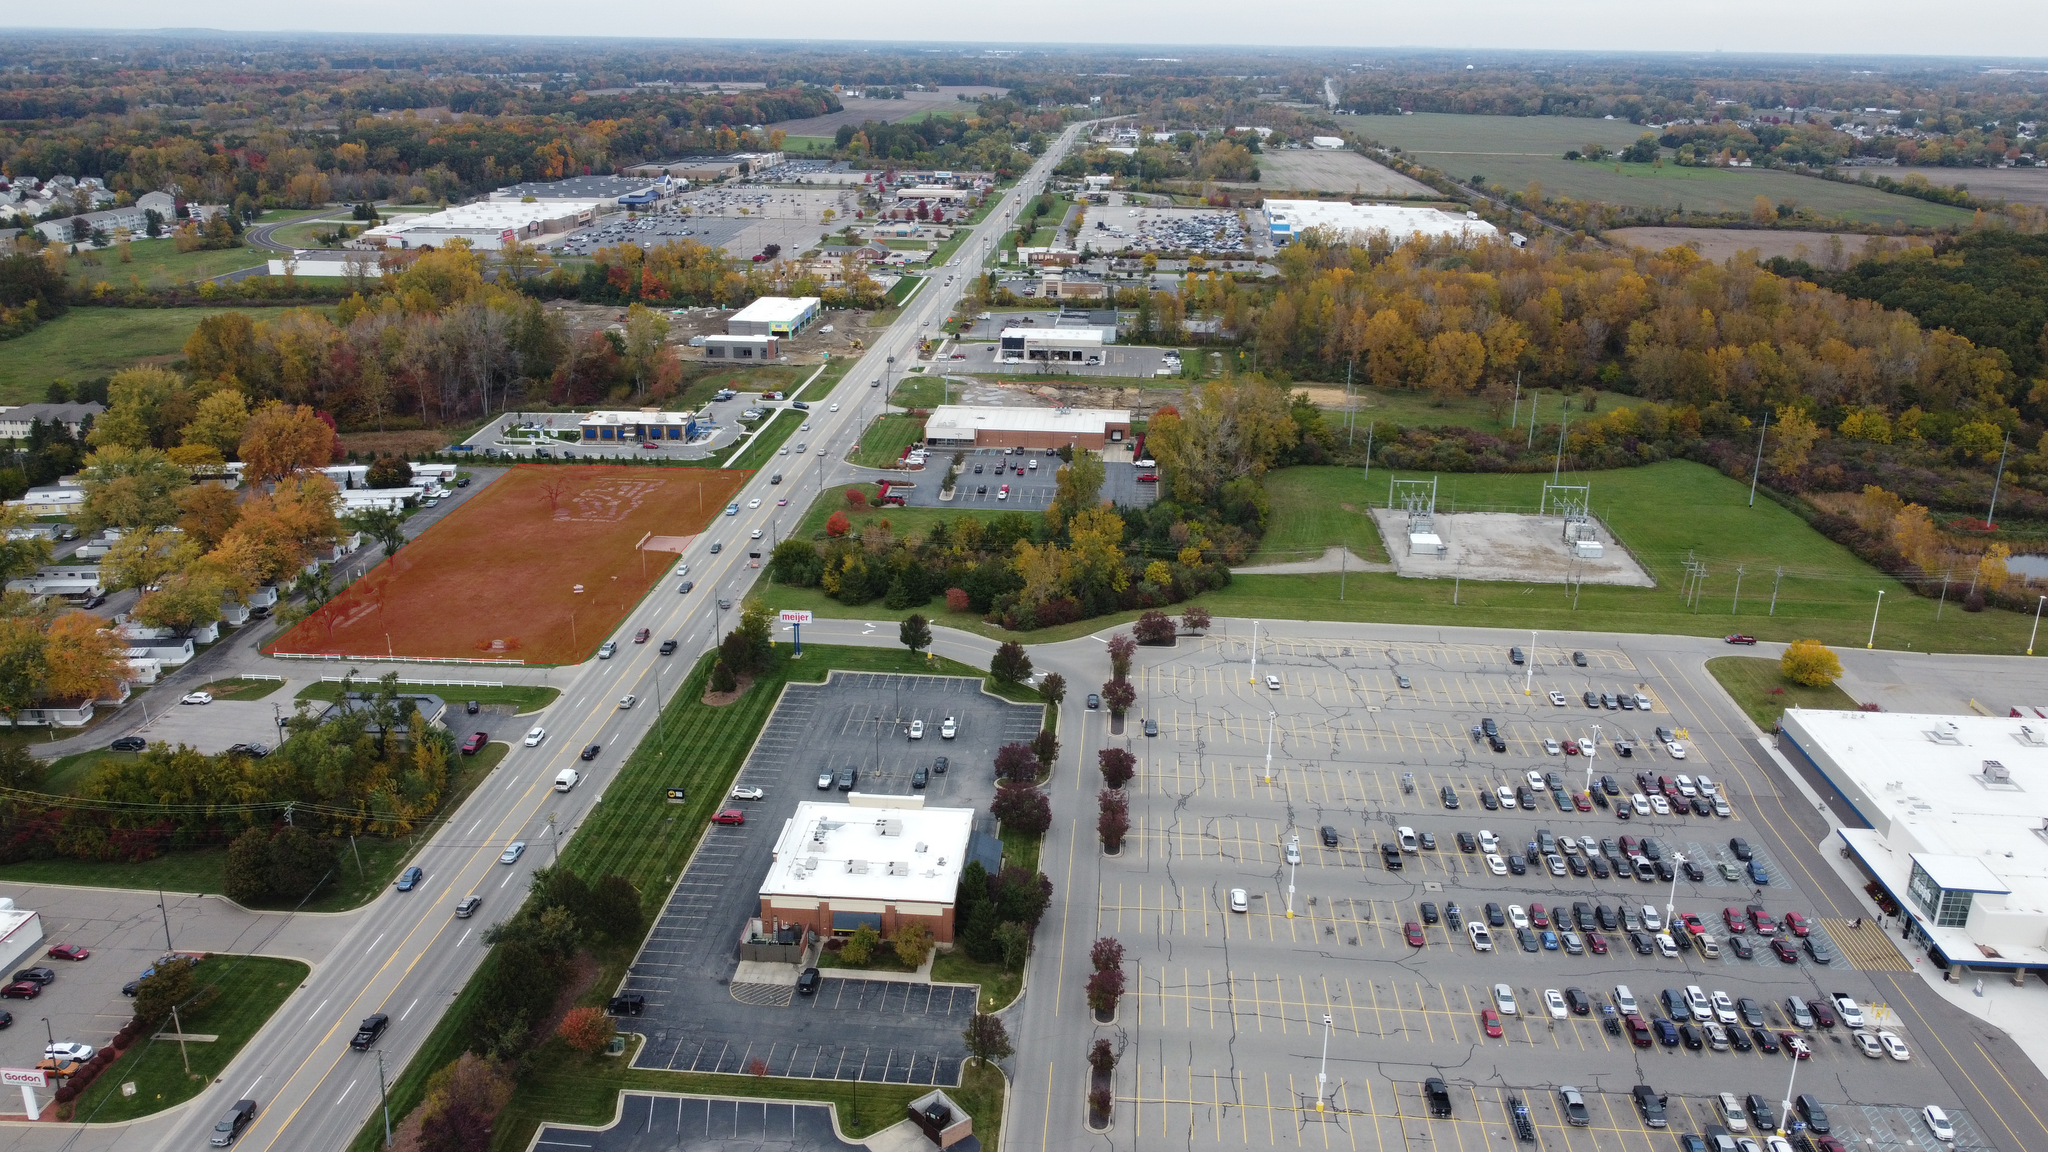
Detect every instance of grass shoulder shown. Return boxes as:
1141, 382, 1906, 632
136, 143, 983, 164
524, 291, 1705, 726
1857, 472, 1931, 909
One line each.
0, 307, 258, 405
68, 956, 310, 1123
1705, 656, 1862, 731
192, 676, 288, 702
854, 415, 927, 468
931, 951, 1022, 1012
293, 681, 559, 714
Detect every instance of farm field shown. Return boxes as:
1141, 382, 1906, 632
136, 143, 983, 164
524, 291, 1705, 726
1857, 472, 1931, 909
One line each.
56, 240, 267, 290
0, 306, 264, 403
1848, 165, 2048, 207
1220, 148, 1439, 197
1605, 227, 1874, 263
1197, 460, 2048, 655
271, 465, 746, 664
1341, 113, 1976, 227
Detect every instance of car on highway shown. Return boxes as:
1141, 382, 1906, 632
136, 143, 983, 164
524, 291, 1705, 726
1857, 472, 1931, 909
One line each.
455, 896, 482, 919
598, 641, 616, 659
181, 691, 213, 705
580, 744, 601, 761
747, 498, 761, 509
209, 1098, 258, 1146
618, 694, 636, 710
711, 809, 746, 825
1725, 634, 1758, 645
523, 726, 546, 746
499, 842, 525, 865
633, 628, 650, 643
395, 866, 424, 891
350, 1014, 388, 1050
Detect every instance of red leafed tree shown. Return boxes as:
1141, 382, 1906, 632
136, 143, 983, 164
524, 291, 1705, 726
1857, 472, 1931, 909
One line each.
1085, 967, 1125, 1016
1132, 610, 1175, 646
845, 488, 868, 508
1100, 679, 1136, 718
825, 511, 851, 537
1098, 790, 1130, 853
945, 587, 970, 612
1090, 937, 1124, 972
557, 1006, 613, 1055
1098, 747, 1136, 790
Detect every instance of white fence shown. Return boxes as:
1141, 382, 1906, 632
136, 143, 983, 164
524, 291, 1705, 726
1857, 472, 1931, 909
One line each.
318, 675, 506, 689
269, 652, 524, 667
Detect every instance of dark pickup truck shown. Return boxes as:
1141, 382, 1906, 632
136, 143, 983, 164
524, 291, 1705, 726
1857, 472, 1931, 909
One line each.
1424, 1078, 1453, 1118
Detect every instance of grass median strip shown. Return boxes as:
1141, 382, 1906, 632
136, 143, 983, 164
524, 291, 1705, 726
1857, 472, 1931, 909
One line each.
70, 956, 310, 1122
294, 681, 559, 714
1705, 655, 1862, 731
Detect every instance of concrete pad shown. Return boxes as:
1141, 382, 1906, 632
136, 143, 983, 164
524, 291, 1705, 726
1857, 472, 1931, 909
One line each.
1371, 509, 1656, 586
126, 695, 299, 755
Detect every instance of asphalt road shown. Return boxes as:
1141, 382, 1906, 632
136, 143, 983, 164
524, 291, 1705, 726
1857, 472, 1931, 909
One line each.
0, 121, 1096, 1152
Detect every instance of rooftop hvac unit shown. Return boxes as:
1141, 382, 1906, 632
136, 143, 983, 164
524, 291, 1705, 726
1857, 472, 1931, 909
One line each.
1929, 723, 1964, 745
1984, 760, 2011, 782
876, 819, 904, 836
888, 861, 909, 876
846, 860, 869, 874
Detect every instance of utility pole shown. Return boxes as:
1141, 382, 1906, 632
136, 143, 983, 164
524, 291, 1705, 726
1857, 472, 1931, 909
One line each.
1345, 360, 1355, 446
1508, 370, 1522, 430
547, 813, 559, 862
1867, 589, 1885, 649
1748, 409, 1769, 507
1527, 392, 1541, 451
1987, 429, 2011, 528
1693, 568, 1706, 613
1936, 569, 1951, 621
1769, 567, 1785, 617
1339, 546, 1346, 602
2030, 595, 2045, 657
1552, 406, 1569, 486
1362, 422, 1374, 486
1731, 566, 1744, 615
156, 888, 173, 953
378, 1050, 393, 1147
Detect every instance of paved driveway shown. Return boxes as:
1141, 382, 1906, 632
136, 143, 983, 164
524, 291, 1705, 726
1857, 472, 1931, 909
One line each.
533, 1093, 865, 1152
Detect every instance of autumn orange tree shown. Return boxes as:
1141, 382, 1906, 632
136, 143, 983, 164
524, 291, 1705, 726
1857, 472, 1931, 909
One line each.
555, 1006, 614, 1055
237, 402, 337, 483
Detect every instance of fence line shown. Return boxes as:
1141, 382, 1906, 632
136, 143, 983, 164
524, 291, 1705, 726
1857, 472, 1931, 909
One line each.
268, 652, 526, 667
318, 675, 508, 688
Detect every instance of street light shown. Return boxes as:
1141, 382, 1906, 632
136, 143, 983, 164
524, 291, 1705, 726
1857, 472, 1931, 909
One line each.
1524, 630, 1536, 696
1664, 852, 1686, 933
1867, 589, 1884, 649
1315, 1012, 1334, 1112
2031, 595, 2046, 656
1285, 834, 1298, 919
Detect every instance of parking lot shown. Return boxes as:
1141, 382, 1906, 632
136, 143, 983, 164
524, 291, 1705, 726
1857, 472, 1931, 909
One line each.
952, 340, 1173, 380
533, 1093, 862, 1152
621, 673, 1043, 1086
880, 448, 1156, 514
1092, 635, 1979, 1150
544, 186, 857, 262
1082, 206, 1250, 255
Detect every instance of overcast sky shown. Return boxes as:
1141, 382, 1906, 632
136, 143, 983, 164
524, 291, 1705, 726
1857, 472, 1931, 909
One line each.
16, 2, 2048, 59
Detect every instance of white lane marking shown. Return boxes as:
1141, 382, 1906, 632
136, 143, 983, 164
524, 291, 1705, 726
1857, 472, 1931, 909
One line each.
500, 871, 515, 888
467, 818, 482, 834
336, 1079, 356, 1105
457, 929, 471, 948
399, 998, 419, 1022
244, 1075, 263, 1096
363, 932, 385, 956
305, 998, 328, 1023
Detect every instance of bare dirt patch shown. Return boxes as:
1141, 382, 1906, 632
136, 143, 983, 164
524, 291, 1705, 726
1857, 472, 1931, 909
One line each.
339, 430, 464, 457
1839, 166, 2048, 208
1221, 149, 1440, 198
1604, 227, 1896, 264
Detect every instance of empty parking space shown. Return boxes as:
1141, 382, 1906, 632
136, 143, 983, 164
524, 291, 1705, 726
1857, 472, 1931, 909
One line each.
534, 1093, 862, 1152
621, 672, 1042, 1086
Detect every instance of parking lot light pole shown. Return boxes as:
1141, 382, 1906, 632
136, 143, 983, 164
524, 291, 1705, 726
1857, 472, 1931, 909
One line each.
1249, 619, 1259, 685
1867, 589, 1884, 649
1524, 631, 1536, 695
2030, 594, 2046, 656
1263, 711, 1277, 785
1586, 725, 1600, 795
1315, 1012, 1334, 1111
1664, 853, 1685, 931
1285, 835, 1298, 919
1780, 1048, 1801, 1136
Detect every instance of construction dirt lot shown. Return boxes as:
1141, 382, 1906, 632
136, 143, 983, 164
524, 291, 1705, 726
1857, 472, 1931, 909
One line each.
1221, 148, 1441, 197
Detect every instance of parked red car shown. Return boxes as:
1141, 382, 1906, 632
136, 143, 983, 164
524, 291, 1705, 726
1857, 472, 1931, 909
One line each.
460, 732, 488, 755
45, 945, 89, 962
1624, 1014, 1652, 1047
711, 809, 746, 826
1404, 922, 1425, 947
1480, 1008, 1503, 1037
1136, 473, 1159, 483
1723, 908, 1747, 933
1783, 911, 1812, 937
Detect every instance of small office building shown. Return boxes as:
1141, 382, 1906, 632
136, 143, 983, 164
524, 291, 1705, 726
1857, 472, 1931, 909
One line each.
998, 327, 1104, 362
727, 297, 822, 338
702, 334, 779, 361
1779, 709, 2048, 975
758, 799, 975, 943
923, 405, 1131, 452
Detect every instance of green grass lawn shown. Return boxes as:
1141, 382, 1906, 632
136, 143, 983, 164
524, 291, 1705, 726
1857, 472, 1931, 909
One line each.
890, 373, 950, 409
264, 217, 360, 249
192, 676, 288, 702
853, 414, 926, 467
354, 644, 1019, 1152
794, 483, 1003, 541
931, 951, 1023, 1013
793, 357, 852, 402
727, 407, 805, 471
59, 241, 267, 290
1705, 655, 1863, 731
1198, 460, 2048, 655
69, 956, 310, 1122
41, 748, 136, 795
1249, 468, 1392, 564
0, 307, 261, 404
1338, 383, 1635, 436
294, 681, 559, 714
780, 135, 835, 153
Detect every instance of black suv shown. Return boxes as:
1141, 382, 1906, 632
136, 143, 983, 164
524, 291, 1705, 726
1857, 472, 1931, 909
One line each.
837, 768, 858, 791
209, 1099, 257, 1147
1440, 785, 1459, 809
350, 1014, 388, 1050
607, 993, 646, 1016
796, 967, 820, 995
659, 639, 678, 655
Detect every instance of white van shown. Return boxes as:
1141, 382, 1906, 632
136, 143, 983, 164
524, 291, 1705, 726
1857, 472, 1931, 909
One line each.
1613, 985, 1638, 1015
554, 769, 580, 792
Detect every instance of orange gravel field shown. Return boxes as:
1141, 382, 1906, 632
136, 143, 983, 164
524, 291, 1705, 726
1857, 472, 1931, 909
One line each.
270, 465, 748, 665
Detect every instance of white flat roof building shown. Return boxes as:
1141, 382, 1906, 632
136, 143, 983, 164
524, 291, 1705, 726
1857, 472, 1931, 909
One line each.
727, 296, 822, 337
357, 200, 603, 251
758, 800, 974, 941
1264, 199, 1500, 246
924, 405, 1132, 450
1780, 709, 2048, 972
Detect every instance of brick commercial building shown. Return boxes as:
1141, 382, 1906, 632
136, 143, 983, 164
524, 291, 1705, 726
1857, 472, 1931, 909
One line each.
758, 798, 973, 943
922, 405, 1132, 452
